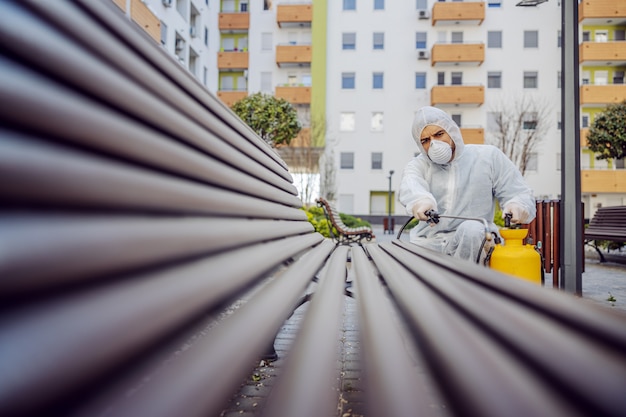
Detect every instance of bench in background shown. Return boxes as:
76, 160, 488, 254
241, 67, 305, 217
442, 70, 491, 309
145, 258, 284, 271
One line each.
1, 2, 626, 417
316, 197, 375, 245
585, 205, 626, 262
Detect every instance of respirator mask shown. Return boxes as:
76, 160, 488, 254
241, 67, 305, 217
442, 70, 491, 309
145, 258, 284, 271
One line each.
427, 139, 453, 164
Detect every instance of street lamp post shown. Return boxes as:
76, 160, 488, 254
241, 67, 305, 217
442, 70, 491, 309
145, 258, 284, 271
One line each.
387, 170, 394, 234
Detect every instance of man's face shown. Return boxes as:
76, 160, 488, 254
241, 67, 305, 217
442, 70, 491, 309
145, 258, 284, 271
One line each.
419, 124, 455, 155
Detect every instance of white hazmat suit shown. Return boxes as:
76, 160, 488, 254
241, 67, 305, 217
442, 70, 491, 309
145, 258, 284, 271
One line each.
399, 106, 536, 262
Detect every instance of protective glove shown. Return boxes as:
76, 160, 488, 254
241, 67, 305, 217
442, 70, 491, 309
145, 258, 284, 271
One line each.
411, 200, 436, 221
503, 202, 530, 224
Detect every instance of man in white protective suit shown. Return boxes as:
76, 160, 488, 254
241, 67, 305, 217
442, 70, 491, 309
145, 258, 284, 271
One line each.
398, 106, 536, 264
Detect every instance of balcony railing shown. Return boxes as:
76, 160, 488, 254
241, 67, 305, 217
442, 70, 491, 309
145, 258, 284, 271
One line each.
460, 127, 484, 144
218, 12, 250, 32
579, 41, 626, 65
277, 4, 313, 28
217, 90, 248, 108
276, 44, 312, 68
580, 127, 589, 147
580, 83, 626, 106
217, 51, 249, 70
431, 42, 484, 67
432, 1, 485, 26
111, 0, 160, 43
582, 169, 626, 193
275, 86, 311, 104
431, 85, 484, 107
579, 0, 626, 24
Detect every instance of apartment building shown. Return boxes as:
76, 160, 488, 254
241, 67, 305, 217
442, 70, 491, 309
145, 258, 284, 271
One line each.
114, 0, 625, 219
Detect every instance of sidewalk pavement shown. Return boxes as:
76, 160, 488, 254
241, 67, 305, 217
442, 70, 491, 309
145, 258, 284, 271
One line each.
219, 225, 626, 417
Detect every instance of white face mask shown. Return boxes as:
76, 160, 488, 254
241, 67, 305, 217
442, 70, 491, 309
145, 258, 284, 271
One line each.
428, 139, 453, 164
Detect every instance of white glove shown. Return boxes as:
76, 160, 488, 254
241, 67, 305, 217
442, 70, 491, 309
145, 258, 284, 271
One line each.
411, 200, 436, 221
503, 202, 530, 224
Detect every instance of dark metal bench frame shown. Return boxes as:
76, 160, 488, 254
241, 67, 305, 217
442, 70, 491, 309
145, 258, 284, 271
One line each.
584, 205, 626, 262
1, 2, 625, 417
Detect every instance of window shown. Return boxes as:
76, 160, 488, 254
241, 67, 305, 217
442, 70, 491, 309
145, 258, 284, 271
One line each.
523, 112, 538, 130
260, 72, 272, 93
451, 114, 462, 127
487, 72, 502, 88
487, 31, 502, 48
160, 21, 167, 45
373, 32, 384, 50
523, 71, 538, 88
340, 112, 355, 131
264, 0, 271, 10
415, 32, 427, 49
437, 72, 445, 85
343, 0, 356, 11
582, 31, 590, 42
342, 33, 356, 50
524, 30, 538, 48
373, 72, 384, 89
204, 27, 208, 46
451, 72, 462, 85
581, 113, 589, 128
261, 33, 273, 51
371, 112, 384, 131
340, 152, 354, 169
526, 153, 538, 172
416, 0, 427, 9
557, 30, 561, 47
581, 71, 590, 85
374, 0, 384, 10
371, 152, 383, 169
342, 72, 356, 89
488, 0, 502, 7
451, 32, 463, 44
415, 72, 427, 89
556, 153, 561, 171
557, 71, 561, 88
557, 112, 561, 130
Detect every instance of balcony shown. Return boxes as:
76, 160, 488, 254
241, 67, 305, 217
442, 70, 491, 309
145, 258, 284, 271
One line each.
217, 90, 247, 108
218, 12, 250, 32
578, 0, 626, 25
460, 127, 484, 144
217, 51, 249, 70
275, 85, 311, 105
579, 41, 626, 66
582, 170, 626, 193
432, 1, 485, 26
431, 43, 484, 67
276, 44, 312, 68
111, 0, 160, 43
580, 84, 626, 106
277, 4, 313, 28
431, 85, 484, 107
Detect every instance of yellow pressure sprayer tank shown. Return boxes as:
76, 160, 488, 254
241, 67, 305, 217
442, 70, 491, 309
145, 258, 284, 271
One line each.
489, 228, 542, 284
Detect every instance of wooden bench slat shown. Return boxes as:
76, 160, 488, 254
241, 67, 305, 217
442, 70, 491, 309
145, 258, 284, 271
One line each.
61, 239, 336, 417
1, 135, 306, 215
1, 216, 316, 298
4, 0, 291, 181
262, 245, 349, 417
374, 242, 626, 417
0, 233, 327, 417
351, 246, 434, 417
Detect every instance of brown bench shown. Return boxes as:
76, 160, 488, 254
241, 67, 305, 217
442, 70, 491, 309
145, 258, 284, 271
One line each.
316, 197, 375, 245
1, 2, 626, 417
585, 205, 626, 262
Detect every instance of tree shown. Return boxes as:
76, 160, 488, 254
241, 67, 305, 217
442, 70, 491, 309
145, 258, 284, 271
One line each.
231, 92, 301, 147
487, 95, 552, 176
586, 100, 626, 163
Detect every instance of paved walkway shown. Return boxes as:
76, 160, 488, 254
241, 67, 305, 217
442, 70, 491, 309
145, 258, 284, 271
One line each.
219, 225, 626, 417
